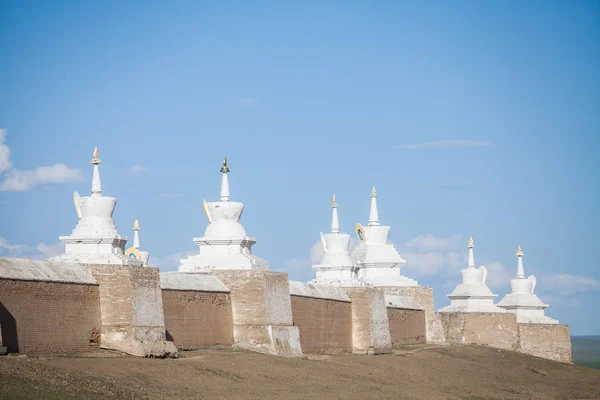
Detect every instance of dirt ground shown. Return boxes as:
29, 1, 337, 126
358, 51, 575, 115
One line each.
1, 345, 600, 400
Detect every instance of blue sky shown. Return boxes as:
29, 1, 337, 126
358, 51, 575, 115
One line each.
1, 1, 599, 334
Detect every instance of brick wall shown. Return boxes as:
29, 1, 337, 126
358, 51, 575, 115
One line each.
379, 286, 445, 343
387, 308, 426, 347
161, 290, 234, 348
290, 295, 352, 354
439, 312, 519, 350
518, 323, 572, 363
0, 279, 101, 354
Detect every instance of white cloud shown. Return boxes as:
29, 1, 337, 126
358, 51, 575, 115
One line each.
541, 274, 600, 296
35, 242, 64, 258
0, 164, 84, 191
151, 250, 197, 271
285, 257, 311, 271
0, 237, 63, 259
403, 234, 464, 253
0, 130, 84, 192
394, 140, 495, 150
0, 237, 28, 254
129, 165, 147, 174
484, 261, 511, 290
401, 234, 466, 276
0, 129, 12, 173
234, 97, 259, 108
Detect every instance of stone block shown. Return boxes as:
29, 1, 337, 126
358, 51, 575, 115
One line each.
518, 323, 572, 363
211, 270, 302, 357
439, 312, 519, 350
378, 286, 445, 343
88, 264, 177, 358
344, 287, 392, 354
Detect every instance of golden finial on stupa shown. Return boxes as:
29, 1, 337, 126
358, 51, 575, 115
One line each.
371, 186, 377, 198
220, 156, 230, 173
516, 245, 523, 257
468, 236, 474, 249
134, 219, 140, 231
332, 193, 338, 208
90, 146, 101, 165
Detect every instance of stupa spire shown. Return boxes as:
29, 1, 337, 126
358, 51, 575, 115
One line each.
220, 156, 230, 202
90, 146, 102, 197
516, 245, 525, 278
331, 193, 339, 233
368, 186, 380, 226
133, 219, 140, 249
468, 236, 475, 267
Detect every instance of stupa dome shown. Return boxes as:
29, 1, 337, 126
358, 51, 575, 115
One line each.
204, 218, 248, 238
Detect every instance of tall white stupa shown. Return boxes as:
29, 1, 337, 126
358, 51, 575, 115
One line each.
497, 246, 557, 323
124, 219, 150, 266
50, 147, 141, 266
179, 157, 268, 271
311, 194, 358, 286
439, 237, 504, 313
350, 187, 417, 287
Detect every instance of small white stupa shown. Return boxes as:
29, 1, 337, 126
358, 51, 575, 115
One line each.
179, 157, 268, 272
439, 237, 504, 313
351, 187, 417, 287
311, 194, 358, 286
497, 246, 557, 323
50, 147, 141, 266
124, 219, 150, 266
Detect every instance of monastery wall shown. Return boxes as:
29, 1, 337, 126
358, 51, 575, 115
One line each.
387, 307, 426, 347
345, 287, 392, 354
0, 258, 101, 354
518, 323, 572, 363
439, 312, 520, 350
379, 286, 445, 343
289, 281, 352, 354
88, 264, 176, 357
211, 270, 302, 357
160, 272, 234, 348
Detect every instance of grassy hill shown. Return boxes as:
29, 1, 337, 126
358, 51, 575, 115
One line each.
1, 345, 600, 400
572, 335, 600, 369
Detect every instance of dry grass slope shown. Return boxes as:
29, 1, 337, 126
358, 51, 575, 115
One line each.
1, 345, 600, 400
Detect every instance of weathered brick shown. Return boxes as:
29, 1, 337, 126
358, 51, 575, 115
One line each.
0, 279, 101, 354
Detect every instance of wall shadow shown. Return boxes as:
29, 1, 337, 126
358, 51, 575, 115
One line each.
0, 301, 19, 353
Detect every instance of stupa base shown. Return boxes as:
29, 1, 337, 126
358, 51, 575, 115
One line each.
50, 253, 142, 267
360, 276, 419, 287
179, 254, 268, 272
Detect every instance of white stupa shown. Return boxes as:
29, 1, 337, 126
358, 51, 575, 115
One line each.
439, 237, 504, 313
50, 147, 141, 266
124, 219, 150, 266
311, 194, 358, 286
350, 187, 417, 287
497, 246, 557, 323
179, 157, 268, 271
